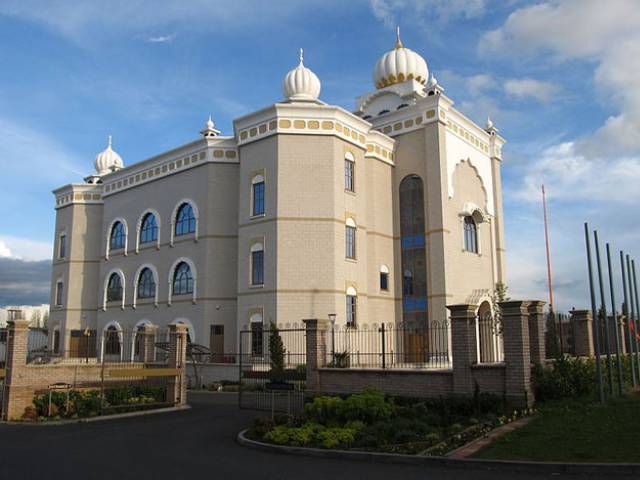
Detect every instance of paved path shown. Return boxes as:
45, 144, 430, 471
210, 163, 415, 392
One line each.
0, 392, 629, 479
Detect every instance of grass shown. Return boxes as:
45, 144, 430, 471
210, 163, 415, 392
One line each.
473, 393, 640, 463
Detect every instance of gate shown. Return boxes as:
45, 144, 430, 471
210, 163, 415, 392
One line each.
238, 326, 306, 413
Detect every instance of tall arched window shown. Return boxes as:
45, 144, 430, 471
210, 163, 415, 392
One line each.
344, 153, 355, 192
252, 175, 265, 216
175, 203, 196, 236
251, 243, 264, 286
137, 268, 156, 299
173, 262, 194, 295
346, 287, 357, 327
107, 273, 123, 302
104, 325, 121, 355
345, 218, 356, 260
110, 221, 126, 250
399, 175, 427, 324
140, 213, 158, 244
463, 216, 478, 253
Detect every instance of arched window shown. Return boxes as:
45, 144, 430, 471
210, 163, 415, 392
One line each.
173, 262, 194, 295
107, 273, 123, 302
250, 313, 263, 356
252, 175, 265, 216
104, 325, 121, 355
346, 287, 357, 327
137, 268, 156, 299
344, 153, 355, 192
380, 265, 390, 291
463, 216, 478, 253
251, 243, 264, 286
140, 213, 158, 244
175, 203, 196, 236
110, 221, 126, 250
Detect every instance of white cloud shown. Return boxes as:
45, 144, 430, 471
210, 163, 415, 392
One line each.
480, 0, 640, 156
0, 236, 52, 261
0, 241, 12, 258
144, 34, 176, 44
369, 0, 487, 27
503, 78, 559, 102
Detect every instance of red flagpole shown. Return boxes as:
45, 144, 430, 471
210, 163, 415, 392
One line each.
542, 184, 554, 312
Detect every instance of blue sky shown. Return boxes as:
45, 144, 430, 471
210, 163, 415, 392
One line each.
1, 0, 639, 311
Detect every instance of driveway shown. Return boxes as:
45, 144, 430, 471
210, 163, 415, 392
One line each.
0, 392, 628, 479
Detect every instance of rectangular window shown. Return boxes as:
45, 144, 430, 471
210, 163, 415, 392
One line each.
252, 181, 265, 216
58, 234, 67, 259
344, 159, 355, 192
251, 250, 264, 285
251, 322, 263, 355
380, 272, 389, 291
346, 295, 357, 327
55, 281, 64, 306
345, 226, 356, 259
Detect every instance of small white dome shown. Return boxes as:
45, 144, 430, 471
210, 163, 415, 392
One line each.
373, 27, 429, 89
94, 136, 123, 176
282, 49, 321, 101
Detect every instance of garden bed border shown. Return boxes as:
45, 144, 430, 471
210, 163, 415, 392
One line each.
237, 429, 640, 476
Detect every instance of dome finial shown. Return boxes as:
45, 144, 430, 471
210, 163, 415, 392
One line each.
201, 115, 220, 137
299, 47, 304, 65
107, 134, 112, 148
395, 25, 403, 49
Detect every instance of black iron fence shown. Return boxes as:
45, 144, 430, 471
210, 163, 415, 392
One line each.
328, 320, 451, 369
545, 312, 576, 358
477, 311, 504, 363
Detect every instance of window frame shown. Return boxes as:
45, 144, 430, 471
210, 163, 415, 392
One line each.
109, 221, 126, 251
172, 261, 194, 296
346, 293, 357, 328
463, 215, 479, 254
106, 272, 124, 302
345, 218, 357, 260
55, 280, 64, 306
174, 203, 197, 237
344, 153, 355, 192
251, 248, 264, 286
139, 212, 159, 245
137, 267, 157, 300
251, 175, 265, 217
58, 233, 67, 259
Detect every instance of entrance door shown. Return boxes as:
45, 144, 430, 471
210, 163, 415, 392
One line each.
209, 325, 224, 363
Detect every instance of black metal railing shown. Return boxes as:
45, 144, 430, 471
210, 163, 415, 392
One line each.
477, 311, 504, 363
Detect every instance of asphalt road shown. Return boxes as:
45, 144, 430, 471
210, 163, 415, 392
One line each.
0, 392, 628, 479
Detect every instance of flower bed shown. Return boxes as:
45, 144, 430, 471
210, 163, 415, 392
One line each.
22, 385, 169, 421
246, 388, 532, 455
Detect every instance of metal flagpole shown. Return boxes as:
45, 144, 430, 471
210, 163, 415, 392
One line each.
620, 251, 636, 387
542, 184, 554, 312
606, 244, 623, 394
594, 230, 613, 395
631, 260, 640, 375
584, 223, 604, 402
627, 255, 640, 375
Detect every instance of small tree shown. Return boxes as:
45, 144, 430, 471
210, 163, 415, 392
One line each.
490, 282, 510, 335
269, 322, 286, 378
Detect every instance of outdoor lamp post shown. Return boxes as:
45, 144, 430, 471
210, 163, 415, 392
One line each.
328, 313, 336, 364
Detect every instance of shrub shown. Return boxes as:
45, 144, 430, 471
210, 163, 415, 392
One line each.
341, 388, 394, 423
304, 395, 345, 425
22, 406, 38, 421
533, 355, 594, 401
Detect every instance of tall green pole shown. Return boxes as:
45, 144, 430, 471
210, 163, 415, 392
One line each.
606, 244, 623, 394
585, 223, 604, 403
627, 255, 640, 376
620, 251, 636, 387
594, 231, 613, 395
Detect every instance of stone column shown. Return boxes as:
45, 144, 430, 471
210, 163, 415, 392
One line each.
571, 310, 594, 357
167, 324, 188, 406
448, 304, 478, 397
303, 319, 328, 396
616, 315, 627, 355
527, 301, 546, 364
500, 300, 534, 408
2, 320, 30, 420
139, 325, 158, 364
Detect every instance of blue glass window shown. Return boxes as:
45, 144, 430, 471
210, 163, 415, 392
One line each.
252, 250, 264, 285
463, 216, 478, 253
140, 213, 158, 244
110, 222, 126, 250
175, 203, 196, 236
107, 273, 123, 302
137, 268, 156, 299
252, 181, 265, 216
173, 262, 194, 295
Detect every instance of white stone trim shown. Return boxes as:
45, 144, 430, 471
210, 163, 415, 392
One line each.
135, 209, 161, 253
380, 264, 390, 274
132, 263, 159, 309
170, 199, 199, 246
170, 317, 196, 343
103, 268, 126, 311
168, 257, 197, 305
250, 312, 263, 324
346, 286, 357, 296
105, 217, 129, 259
100, 320, 124, 362
345, 217, 356, 228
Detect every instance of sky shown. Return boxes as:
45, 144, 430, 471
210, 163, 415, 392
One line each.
1, 0, 639, 311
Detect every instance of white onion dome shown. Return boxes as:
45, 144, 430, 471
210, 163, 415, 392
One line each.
94, 135, 123, 176
282, 48, 321, 101
373, 27, 429, 89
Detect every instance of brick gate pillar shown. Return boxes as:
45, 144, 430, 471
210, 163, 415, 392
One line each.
139, 324, 158, 364
167, 324, 188, 406
500, 300, 534, 407
448, 304, 478, 397
2, 319, 30, 420
303, 319, 328, 396
527, 301, 546, 364
571, 309, 594, 357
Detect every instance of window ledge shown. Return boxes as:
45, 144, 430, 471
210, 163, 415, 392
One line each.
249, 284, 265, 289
344, 189, 356, 196
250, 213, 266, 220
345, 258, 358, 263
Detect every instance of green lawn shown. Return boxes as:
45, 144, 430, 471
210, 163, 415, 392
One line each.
473, 394, 640, 463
